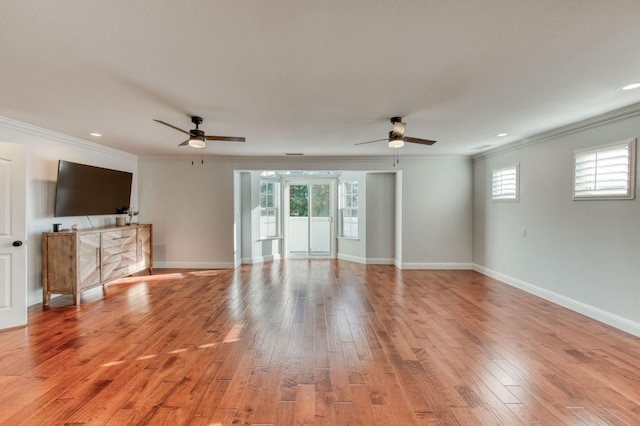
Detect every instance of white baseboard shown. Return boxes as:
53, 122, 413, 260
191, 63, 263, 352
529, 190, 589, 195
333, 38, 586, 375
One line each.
366, 257, 396, 265
154, 261, 235, 269
473, 263, 640, 338
337, 254, 396, 265
401, 262, 473, 270
337, 253, 366, 264
336, 258, 471, 269
242, 254, 282, 264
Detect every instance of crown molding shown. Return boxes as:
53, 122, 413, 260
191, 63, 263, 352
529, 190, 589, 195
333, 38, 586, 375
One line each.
138, 153, 469, 164
473, 101, 640, 160
0, 115, 138, 161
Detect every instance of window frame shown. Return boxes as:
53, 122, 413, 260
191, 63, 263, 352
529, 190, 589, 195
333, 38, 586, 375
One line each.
338, 180, 359, 239
259, 179, 280, 238
491, 163, 520, 202
573, 139, 636, 201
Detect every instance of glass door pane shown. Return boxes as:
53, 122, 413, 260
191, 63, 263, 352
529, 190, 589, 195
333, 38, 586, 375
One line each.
310, 183, 330, 256
287, 184, 309, 255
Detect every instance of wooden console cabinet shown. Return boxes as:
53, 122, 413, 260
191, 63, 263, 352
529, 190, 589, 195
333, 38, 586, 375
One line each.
42, 224, 153, 306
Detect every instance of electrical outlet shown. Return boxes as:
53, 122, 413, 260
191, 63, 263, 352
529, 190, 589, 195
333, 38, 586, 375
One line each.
521, 228, 527, 237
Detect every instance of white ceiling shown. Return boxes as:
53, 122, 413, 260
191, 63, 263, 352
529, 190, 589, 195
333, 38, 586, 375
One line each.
2, 1, 640, 158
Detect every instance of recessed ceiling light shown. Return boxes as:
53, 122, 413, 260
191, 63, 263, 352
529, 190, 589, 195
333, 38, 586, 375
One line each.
89, 132, 102, 137
620, 82, 640, 91
496, 133, 508, 137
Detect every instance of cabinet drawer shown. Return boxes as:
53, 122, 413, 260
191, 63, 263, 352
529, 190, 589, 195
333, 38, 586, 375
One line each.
102, 229, 136, 248
102, 262, 138, 282
102, 241, 137, 259
102, 248, 137, 266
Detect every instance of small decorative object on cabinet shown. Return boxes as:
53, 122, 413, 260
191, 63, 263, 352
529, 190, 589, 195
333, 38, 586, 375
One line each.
126, 207, 139, 225
42, 224, 153, 306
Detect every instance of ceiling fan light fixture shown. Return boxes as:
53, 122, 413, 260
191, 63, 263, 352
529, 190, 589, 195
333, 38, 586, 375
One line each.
388, 135, 405, 148
188, 137, 206, 148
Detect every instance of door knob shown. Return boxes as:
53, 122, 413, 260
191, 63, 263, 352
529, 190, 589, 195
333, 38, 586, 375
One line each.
12, 241, 23, 247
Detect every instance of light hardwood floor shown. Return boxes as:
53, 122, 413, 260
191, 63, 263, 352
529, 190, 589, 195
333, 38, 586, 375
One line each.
1, 260, 640, 425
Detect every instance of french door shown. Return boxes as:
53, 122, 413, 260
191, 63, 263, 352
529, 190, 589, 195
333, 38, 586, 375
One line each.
284, 181, 335, 258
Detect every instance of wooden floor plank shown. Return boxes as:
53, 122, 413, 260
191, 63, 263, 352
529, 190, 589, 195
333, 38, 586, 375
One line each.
1, 261, 640, 424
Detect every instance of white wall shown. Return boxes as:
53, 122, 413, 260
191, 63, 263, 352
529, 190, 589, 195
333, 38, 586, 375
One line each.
473, 107, 640, 336
400, 158, 473, 268
0, 117, 138, 305
239, 172, 253, 262
366, 173, 395, 263
139, 156, 473, 269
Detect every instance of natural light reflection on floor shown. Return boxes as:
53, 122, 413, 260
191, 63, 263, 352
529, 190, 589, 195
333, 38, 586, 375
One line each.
94, 270, 236, 370
223, 323, 245, 343
136, 354, 157, 361
100, 341, 218, 368
101, 361, 125, 367
125, 283, 150, 312
186, 270, 227, 277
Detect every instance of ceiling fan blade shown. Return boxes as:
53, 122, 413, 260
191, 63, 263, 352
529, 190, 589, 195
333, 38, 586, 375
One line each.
178, 139, 189, 146
204, 135, 246, 142
154, 119, 190, 136
355, 138, 388, 146
404, 136, 437, 146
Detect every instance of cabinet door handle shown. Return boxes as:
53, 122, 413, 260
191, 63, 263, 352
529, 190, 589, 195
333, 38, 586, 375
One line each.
96, 248, 100, 268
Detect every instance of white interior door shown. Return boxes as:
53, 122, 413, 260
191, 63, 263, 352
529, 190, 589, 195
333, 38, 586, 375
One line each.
0, 142, 27, 330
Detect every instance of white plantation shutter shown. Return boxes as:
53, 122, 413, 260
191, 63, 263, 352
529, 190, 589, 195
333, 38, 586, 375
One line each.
574, 140, 635, 199
492, 164, 519, 201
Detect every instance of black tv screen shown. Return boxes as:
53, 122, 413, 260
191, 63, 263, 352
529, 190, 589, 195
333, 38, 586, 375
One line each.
54, 160, 133, 217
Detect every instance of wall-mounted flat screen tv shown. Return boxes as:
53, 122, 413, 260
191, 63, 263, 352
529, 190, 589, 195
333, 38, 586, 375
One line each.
54, 160, 133, 217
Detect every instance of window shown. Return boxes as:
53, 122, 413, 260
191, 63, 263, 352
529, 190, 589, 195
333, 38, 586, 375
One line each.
339, 181, 358, 238
574, 140, 636, 200
492, 164, 519, 201
260, 180, 279, 238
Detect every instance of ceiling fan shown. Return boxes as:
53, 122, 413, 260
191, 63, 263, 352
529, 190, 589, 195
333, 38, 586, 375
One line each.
153, 116, 246, 148
356, 117, 436, 148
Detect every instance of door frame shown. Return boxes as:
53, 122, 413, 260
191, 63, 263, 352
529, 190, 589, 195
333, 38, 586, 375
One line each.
283, 178, 336, 259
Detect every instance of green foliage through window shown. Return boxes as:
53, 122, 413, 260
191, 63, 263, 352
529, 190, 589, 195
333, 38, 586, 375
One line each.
289, 185, 308, 217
